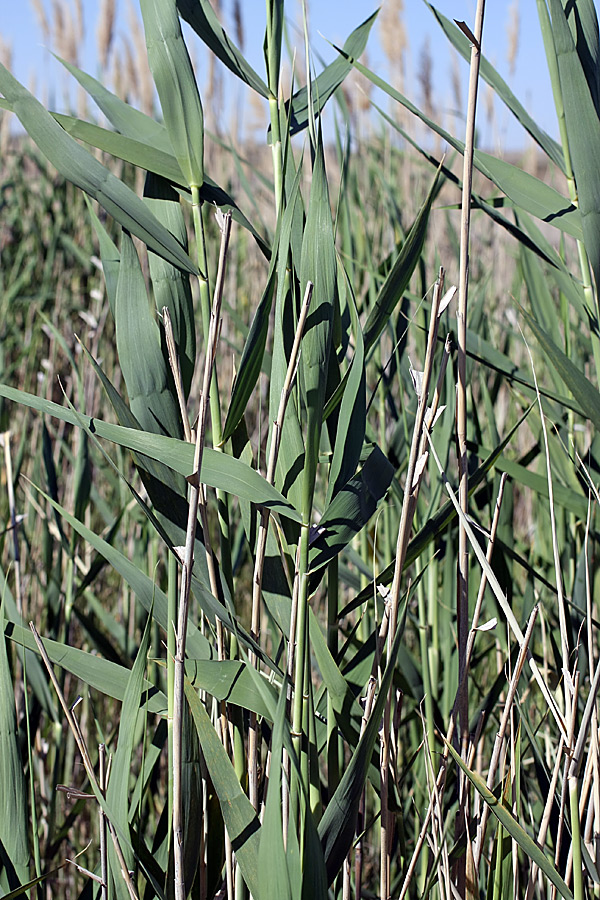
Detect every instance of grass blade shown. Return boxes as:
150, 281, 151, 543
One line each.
115, 231, 183, 439
0, 384, 302, 521
176, 0, 269, 98
144, 173, 196, 399
309, 444, 394, 575
0, 604, 29, 891
425, 2, 565, 171
0, 64, 197, 275
318, 622, 404, 885
520, 305, 600, 432
362, 170, 440, 353
283, 11, 378, 137
184, 679, 262, 898
140, 0, 204, 189
548, 0, 600, 288
446, 741, 573, 900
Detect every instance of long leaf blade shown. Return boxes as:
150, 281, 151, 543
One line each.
0, 64, 197, 275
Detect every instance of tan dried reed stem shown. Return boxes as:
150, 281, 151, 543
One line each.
99, 743, 108, 900
455, 6, 485, 894
379, 268, 446, 900
398, 467, 509, 900
172, 212, 231, 900
473, 604, 539, 868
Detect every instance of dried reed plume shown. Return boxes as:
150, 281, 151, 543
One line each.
378, 0, 406, 88
417, 37, 433, 122
506, 0, 520, 78
233, 0, 244, 51
29, 0, 50, 42
97, 0, 116, 71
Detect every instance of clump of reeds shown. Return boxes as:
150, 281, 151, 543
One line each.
1, 2, 600, 900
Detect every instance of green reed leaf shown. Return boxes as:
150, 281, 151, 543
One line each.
446, 742, 573, 900
0, 385, 301, 522
549, 0, 600, 289
0, 605, 29, 891
339, 53, 583, 241
363, 170, 440, 353
425, 2, 565, 171
141, 0, 204, 188
0, 63, 197, 274
115, 231, 183, 439
283, 11, 378, 137
177, 0, 269, 98
185, 680, 262, 898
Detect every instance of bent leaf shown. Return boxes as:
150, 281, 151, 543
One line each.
0, 63, 197, 275
446, 742, 573, 900
0, 385, 301, 522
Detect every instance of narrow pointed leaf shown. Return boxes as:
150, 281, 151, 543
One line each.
0, 64, 197, 274
549, 0, 600, 288
283, 11, 378, 137
4, 620, 167, 716
54, 54, 172, 151
318, 622, 404, 884
116, 231, 183, 439
223, 160, 303, 444
52, 111, 269, 254
221, 256, 277, 445
0, 606, 29, 890
309, 444, 394, 575
145, 173, 196, 398
176, 0, 269, 98
184, 681, 262, 898
565, 0, 600, 117
425, 2, 565, 171
363, 170, 440, 353
338, 53, 582, 240
325, 274, 366, 504
446, 742, 573, 900
301, 129, 337, 510
84, 195, 120, 315
106, 614, 153, 879
141, 0, 204, 188
0, 385, 301, 521
520, 305, 600, 432
257, 684, 300, 900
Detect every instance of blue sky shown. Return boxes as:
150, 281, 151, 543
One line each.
3, 1, 556, 150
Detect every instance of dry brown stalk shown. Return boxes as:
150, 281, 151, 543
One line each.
473, 604, 539, 868
99, 743, 108, 900
398, 470, 508, 900
172, 211, 232, 900
455, 7, 485, 894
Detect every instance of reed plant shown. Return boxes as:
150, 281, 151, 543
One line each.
2, 2, 600, 899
